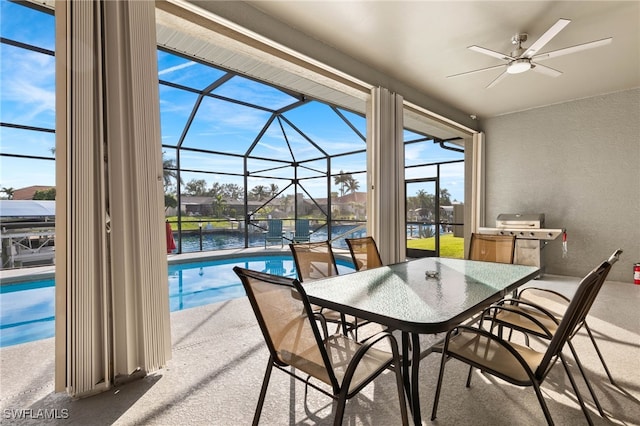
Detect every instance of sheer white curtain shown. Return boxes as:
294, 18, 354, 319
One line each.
367, 87, 405, 264
55, 0, 171, 397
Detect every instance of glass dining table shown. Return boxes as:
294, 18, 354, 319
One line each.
303, 256, 540, 426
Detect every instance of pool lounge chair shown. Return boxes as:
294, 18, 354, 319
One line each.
264, 219, 284, 248
292, 219, 312, 243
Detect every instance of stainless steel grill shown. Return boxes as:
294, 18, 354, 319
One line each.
478, 213, 564, 277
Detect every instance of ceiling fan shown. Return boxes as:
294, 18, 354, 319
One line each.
448, 18, 613, 88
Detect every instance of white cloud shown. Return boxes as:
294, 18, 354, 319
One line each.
158, 61, 197, 76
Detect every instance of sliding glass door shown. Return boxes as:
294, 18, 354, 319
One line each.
406, 179, 439, 258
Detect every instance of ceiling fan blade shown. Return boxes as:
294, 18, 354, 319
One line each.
468, 45, 515, 61
532, 37, 613, 61
522, 18, 571, 58
486, 70, 509, 89
531, 63, 563, 77
447, 63, 507, 78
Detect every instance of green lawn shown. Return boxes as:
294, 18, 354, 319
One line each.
407, 233, 464, 258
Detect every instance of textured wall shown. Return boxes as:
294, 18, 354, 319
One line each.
481, 89, 640, 282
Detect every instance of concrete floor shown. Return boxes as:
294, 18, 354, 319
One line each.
1, 270, 639, 425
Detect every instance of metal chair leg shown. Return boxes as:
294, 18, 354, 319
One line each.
531, 379, 555, 426
430, 349, 448, 421
560, 354, 594, 426
566, 341, 606, 417
333, 391, 348, 426
393, 360, 410, 425
465, 365, 474, 387
253, 358, 274, 426
584, 322, 616, 385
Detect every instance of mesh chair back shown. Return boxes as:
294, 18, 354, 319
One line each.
346, 236, 383, 271
233, 267, 334, 386
469, 233, 516, 264
535, 261, 610, 379
290, 241, 338, 282
578, 250, 621, 330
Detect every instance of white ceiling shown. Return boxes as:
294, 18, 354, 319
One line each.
242, 1, 640, 119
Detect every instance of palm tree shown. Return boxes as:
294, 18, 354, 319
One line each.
415, 189, 435, 219
251, 185, 268, 201
1, 187, 15, 200
416, 189, 428, 210
440, 188, 452, 205
333, 170, 351, 198
164, 194, 177, 211
211, 194, 226, 218
345, 177, 360, 194
162, 153, 181, 190
269, 183, 279, 198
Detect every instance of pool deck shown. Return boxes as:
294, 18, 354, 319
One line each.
1, 255, 639, 425
0, 246, 355, 284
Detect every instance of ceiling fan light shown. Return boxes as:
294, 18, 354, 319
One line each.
507, 59, 532, 74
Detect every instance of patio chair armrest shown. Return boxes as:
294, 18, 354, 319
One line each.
340, 331, 401, 388
481, 304, 555, 338
358, 329, 393, 346
350, 330, 400, 364
517, 287, 570, 305
492, 298, 560, 324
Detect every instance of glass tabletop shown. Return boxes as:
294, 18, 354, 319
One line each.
303, 257, 540, 334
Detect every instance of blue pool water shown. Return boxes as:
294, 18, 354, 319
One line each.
176, 224, 367, 253
0, 279, 56, 348
0, 255, 355, 347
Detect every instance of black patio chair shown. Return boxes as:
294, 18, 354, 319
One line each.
234, 266, 408, 426
431, 260, 611, 425
484, 249, 623, 418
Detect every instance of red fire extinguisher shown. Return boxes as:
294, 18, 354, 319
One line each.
634, 263, 640, 285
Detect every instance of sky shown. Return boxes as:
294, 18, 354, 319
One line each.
0, 0, 464, 203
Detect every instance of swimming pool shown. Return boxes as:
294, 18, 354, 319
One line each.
0, 254, 355, 347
